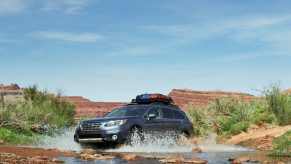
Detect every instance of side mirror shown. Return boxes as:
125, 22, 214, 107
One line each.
148, 113, 157, 120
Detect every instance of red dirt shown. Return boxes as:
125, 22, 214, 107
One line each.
284, 88, 291, 94
169, 89, 255, 110
0, 84, 21, 91
0, 146, 77, 158
225, 125, 291, 151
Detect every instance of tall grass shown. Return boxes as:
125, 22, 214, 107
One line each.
264, 85, 291, 125
187, 85, 291, 137
187, 106, 212, 136
0, 86, 75, 144
270, 130, 291, 157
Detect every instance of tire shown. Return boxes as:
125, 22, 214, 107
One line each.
127, 126, 144, 145
74, 134, 79, 143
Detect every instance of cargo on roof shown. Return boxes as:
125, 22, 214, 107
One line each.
133, 93, 173, 104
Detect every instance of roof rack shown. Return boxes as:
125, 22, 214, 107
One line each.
131, 93, 174, 105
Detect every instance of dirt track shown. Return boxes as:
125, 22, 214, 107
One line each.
225, 125, 291, 150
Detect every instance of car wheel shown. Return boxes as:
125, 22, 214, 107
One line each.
127, 126, 144, 145
74, 134, 79, 143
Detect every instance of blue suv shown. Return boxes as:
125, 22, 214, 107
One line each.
74, 94, 193, 144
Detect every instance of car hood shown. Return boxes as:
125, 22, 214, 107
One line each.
81, 116, 138, 124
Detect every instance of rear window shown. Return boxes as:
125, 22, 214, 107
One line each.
172, 110, 185, 119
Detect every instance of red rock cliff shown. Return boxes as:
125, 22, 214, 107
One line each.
61, 96, 126, 118
169, 89, 255, 110
284, 88, 291, 95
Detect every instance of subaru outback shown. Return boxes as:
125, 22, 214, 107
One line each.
74, 94, 193, 144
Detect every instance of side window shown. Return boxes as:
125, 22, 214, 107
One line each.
172, 110, 185, 119
147, 107, 162, 119
161, 107, 173, 119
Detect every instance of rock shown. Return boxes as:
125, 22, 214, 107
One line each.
94, 154, 115, 160
79, 153, 116, 161
52, 158, 65, 163
80, 149, 96, 155
0, 139, 4, 144
192, 147, 202, 153
33, 156, 49, 160
169, 89, 255, 110
159, 155, 184, 163
80, 153, 96, 160
159, 156, 207, 164
230, 156, 259, 164
121, 154, 139, 161
159, 158, 178, 163
31, 124, 49, 134
277, 162, 286, 164
61, 96, 125, 118
60, 150, 77, 157
184, 158, 208, 164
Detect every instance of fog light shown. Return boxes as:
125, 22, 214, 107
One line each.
112, 135, 118, 141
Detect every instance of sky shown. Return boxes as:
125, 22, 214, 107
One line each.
1, 0, 291, 101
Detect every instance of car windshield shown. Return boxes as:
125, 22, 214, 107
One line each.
105, 106, 148, 117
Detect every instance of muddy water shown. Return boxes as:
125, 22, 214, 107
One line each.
36, 128, 263, 164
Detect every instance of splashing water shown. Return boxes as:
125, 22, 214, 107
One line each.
108, 131, 193, 153
36, 127, 81, 151
198, 133, 252, 152
35, 128, 251, 155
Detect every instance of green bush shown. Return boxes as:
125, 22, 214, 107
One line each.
229, 122, 249, 135
185, 85, 290, 139
0, 86, 75, 144
270, 131, 291, 157
187, 106, 212, 136
209, 98, 253, 136
0, 128, 39, 145
188, 97, 278, 137
265, 85, 291, 125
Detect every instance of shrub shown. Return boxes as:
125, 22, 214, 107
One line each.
0, 86, 75, 143
208, 98, 253, 136
0, 128, 39, 145
185, 85, 290, 139
187, 106, 212, 136
270, 131, 291, 157
264, 85, 291, 125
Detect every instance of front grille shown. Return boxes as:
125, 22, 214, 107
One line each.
79, 133, 102, 139
81, 122, 102, 131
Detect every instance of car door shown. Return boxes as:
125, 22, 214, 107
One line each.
171, 109, 184, 132
160, 107, 176, 131
143, 106, 163, 132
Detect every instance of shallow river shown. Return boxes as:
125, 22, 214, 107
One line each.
36, 128, 282, 164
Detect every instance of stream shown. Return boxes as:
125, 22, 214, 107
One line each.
36, 128, 285, 164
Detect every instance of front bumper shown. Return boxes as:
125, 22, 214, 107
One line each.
74, 126, 129, 143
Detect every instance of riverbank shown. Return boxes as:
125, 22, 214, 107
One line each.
0, 86, 75, 145
0, 146, 208, 164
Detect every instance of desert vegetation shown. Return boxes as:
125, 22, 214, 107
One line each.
270, 130, 291, 157
187, 85, 291, 156
0, 86, 75, 144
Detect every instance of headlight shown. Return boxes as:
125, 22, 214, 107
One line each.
103, 120, 127, 127
78, 122, 83, 130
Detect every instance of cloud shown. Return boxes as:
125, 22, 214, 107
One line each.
31, 31, 103, 43
143, 15, 291, 41
0, 0, 27, 15
0, 0, 92, 15
108, 45, 162, 57
42, 0, 91, 14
